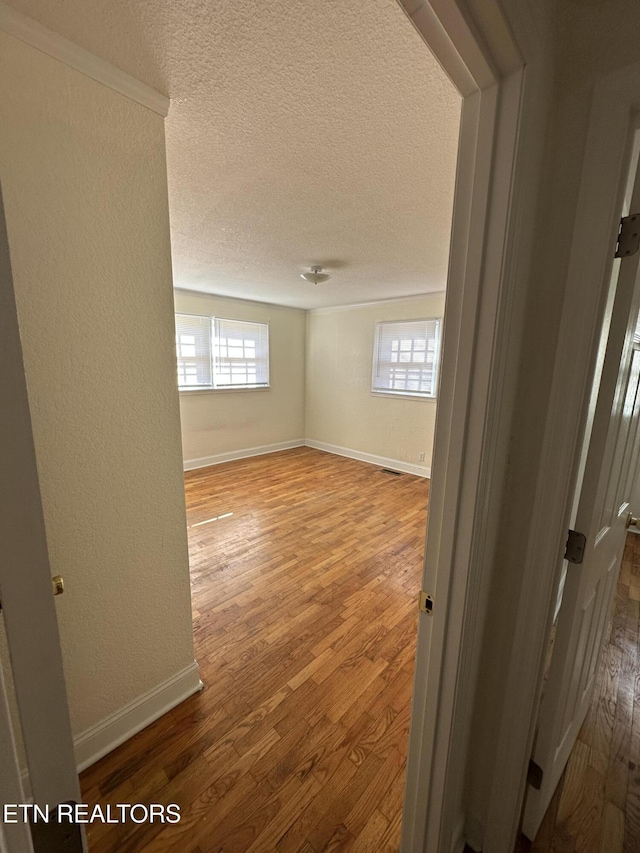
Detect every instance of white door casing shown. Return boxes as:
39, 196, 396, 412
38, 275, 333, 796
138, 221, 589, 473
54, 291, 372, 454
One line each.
521, 132, 640, 838
482, 56, 640, 853
0, 187, 83, 850
397, 2, 543, 851
0, 3, 545, 853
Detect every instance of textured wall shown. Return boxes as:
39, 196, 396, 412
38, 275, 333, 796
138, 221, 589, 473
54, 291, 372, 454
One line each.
305, 295, 444, 468
174, 291, 306, 463
0, 33, 195, 736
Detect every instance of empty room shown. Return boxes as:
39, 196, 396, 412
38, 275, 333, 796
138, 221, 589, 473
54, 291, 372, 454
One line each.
81, 2, 461, 849
1, 0, 463, 851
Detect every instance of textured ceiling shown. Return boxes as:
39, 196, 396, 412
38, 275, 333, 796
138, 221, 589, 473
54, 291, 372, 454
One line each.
8, 0, 461, 308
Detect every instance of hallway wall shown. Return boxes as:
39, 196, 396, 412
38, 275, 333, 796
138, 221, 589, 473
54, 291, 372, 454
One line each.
0, 33, 197, 748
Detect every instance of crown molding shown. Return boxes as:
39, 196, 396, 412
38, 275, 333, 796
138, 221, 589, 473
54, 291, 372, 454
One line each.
307, 291, 445, 314
174, 286, 446, 314
173, 287, 308, 313
0, 2, 169, 116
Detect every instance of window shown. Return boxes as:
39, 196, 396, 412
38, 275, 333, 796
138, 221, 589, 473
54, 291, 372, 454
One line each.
175, 314, 212, 389
175, 314, 269, 390
371, 319, 441, 398
213, 317, 269, 388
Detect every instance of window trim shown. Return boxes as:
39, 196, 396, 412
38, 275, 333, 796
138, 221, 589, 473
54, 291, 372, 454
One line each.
175, 312, 271, 392
370, 317, 442, 401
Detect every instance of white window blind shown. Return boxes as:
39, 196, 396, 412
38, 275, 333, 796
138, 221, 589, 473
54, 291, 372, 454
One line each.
372, 319, 441, 398
175, 314, 270, 390
213, 317, 269, 388
175, 313, 212, 388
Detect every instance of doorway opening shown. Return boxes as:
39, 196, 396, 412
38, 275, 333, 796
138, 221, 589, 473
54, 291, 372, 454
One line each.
0, 1, 530, 852
77, 1, 473, 849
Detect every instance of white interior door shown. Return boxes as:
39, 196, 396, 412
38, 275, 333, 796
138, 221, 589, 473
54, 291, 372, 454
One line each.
0, 189, 84, 852
522, 132, 640, 840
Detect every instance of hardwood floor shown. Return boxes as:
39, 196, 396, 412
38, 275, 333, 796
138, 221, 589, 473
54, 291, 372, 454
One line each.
80, 447, 428, 852
515, 532, 640, 853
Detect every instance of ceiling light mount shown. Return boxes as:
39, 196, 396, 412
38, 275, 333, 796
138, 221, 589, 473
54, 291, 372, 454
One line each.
300, 266, 331, 285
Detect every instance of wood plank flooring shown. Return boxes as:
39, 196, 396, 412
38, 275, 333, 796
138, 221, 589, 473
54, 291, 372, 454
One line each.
515, 532, 640, 853
80, 447, 428, 852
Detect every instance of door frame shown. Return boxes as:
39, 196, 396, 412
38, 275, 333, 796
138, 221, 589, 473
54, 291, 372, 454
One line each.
396, 1, 546, 852
481, 57, 640, 853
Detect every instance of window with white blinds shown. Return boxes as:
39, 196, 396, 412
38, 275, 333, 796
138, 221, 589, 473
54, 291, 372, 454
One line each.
175, 314, 213, 389
371, 319, 441, 398
175, 313, 270, 390
213, 317, 269, 388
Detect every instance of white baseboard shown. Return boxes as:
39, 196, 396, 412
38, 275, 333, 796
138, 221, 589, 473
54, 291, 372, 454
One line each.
183, 439, 305, 471
304, 439, 431, 478
74, 661, 202, 772
183, 438, 430, 478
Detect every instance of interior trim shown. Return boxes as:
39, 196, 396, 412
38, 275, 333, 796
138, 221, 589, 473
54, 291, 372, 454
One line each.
0, 2, 170, 116
74, 661, 202, 772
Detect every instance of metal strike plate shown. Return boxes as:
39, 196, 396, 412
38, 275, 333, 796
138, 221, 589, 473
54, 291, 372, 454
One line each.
418, 590, 434, 615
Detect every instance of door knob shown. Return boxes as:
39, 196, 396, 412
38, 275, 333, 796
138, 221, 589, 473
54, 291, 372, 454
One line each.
628, 513, 639, 529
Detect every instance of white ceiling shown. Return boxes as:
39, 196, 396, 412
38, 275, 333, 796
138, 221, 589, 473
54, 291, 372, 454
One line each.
8, 0, 461, 309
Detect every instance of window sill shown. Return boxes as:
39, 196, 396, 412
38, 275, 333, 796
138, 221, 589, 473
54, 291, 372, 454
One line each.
370, 390, 437, 402
179, 386, 271, 395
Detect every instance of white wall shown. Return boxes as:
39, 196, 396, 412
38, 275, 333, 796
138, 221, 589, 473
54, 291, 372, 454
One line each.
174, 290, 306, 466
176, 291, 441, 473
305, 295, 444, 472
0, 33, 197, 744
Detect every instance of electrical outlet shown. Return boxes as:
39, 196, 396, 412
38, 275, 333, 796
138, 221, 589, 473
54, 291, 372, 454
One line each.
418, 452, 425, 462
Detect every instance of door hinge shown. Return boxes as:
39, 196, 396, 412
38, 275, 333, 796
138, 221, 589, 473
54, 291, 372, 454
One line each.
565, 529, 586, 564
418, 590, 434, 615
615, 213, 640, 258
527, 759, 544, 790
